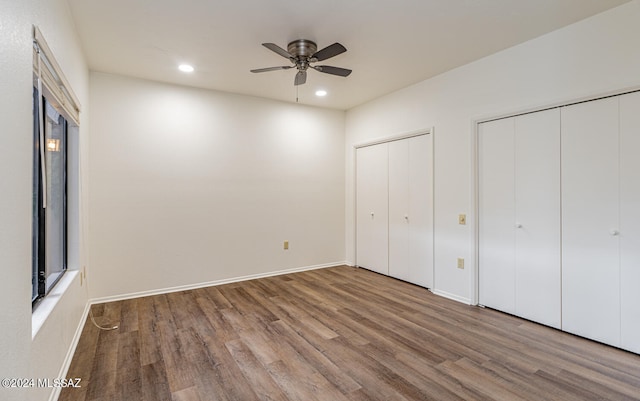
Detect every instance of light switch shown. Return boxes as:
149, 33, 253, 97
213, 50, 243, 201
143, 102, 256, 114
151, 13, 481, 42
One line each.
457, 258, 465, 269
458, 214, 466, 225
284, 240, 289, 250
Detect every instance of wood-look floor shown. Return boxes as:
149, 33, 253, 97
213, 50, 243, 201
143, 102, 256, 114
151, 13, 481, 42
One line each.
60, 266, 640, 401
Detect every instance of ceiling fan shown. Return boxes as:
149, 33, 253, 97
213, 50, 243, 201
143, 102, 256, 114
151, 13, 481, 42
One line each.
250, 39, 352, 86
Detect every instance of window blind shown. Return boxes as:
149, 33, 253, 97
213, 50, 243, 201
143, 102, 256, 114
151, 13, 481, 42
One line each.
32, 26, 81, 126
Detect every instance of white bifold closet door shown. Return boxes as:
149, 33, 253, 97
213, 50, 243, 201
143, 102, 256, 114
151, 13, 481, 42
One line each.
479, 108, 561, 328
620, 91, 640, 354
389, 140, 410, 281
356, 134, 433, 287
562, 92, 640, 352
561, 97, 621, 346
356, 143, 389, 275
388, 135, 433, 287
479, 118, 516, 314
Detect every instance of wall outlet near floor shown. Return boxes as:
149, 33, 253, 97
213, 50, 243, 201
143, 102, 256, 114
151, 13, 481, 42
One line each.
284, 240, 289, 250
457, 258, 465, 269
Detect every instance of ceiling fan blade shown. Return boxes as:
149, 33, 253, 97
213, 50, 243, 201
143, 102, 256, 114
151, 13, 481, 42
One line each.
294, 70, 307, 86
313, 65, 352, 77
250, 66, 293, 73
262, 43, 292, 59
312, 43, 347, 61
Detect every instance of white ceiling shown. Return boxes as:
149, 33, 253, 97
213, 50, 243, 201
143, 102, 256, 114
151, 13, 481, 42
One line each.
66, 0, 631, 110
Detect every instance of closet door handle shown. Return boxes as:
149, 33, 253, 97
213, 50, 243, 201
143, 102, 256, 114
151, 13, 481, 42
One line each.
515, 223, 523, 229
404, 215, 409, 221
610, 229, 619, 236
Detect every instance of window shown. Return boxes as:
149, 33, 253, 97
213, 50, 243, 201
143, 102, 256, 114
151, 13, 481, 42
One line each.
32, 87, 68, 305
31, 26, 80, 308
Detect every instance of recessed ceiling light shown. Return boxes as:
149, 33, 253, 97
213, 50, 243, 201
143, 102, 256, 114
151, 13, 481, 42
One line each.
178, 64, 194, 73
315, 90, 327, 97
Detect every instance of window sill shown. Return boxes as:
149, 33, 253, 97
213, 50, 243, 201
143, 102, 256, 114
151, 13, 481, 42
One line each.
32, 270, 79, 339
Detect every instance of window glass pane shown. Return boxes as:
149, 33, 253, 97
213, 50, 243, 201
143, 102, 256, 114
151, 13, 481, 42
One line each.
44, 102, 66, 292
32, 87, 41, 302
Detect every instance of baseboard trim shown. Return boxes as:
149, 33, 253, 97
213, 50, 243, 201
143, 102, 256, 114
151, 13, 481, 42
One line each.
49, 301, 91, 401
89, 261, 347, 305
432, 289, 472, 305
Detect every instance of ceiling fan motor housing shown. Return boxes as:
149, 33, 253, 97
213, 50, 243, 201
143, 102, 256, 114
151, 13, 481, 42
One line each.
287, 39, 318, 58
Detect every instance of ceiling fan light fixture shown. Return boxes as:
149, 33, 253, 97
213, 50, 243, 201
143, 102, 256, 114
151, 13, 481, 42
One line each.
178, 64, 194, 73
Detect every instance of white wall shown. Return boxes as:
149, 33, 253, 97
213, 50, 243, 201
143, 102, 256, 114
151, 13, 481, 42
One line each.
88, 73, 345, 299
0, 0, 90, 400
345, 0, 640, 303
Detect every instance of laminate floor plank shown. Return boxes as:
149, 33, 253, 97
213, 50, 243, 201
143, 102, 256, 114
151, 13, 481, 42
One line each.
395, 350, 490, 400
151, 294, 176, 328
179, 327, 259, 401
137, 296, 163, 366
61, 319, 99, 401
193, 296, 238, 344
84, 329, 119, 401
262, 321, 350, 401
478, 359, 587, 401
157, 322, 195, 394
336, 306, 449, 365
518, 321, 640, 377
60, 266, 640, 401
268, 319, 362, 395
140, 361, 172, 401
355, 342, 465, 401
115, 331, 142, 401
436, 358, 531, 401
224, 338, 290, 401
171, 386, 202, 401
118, 298, 139, 333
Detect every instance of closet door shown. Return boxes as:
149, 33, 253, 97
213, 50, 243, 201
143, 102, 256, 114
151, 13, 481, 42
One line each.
408, 134, 433, 288
479, 109, 560, 326
388, 135, 433, 287
356, 144, 389, 275
514, 109, 561, 329
620, 91, 640, 353
388, 139, 410, 281
561, 97, 620, 346
479, 118, 516, 314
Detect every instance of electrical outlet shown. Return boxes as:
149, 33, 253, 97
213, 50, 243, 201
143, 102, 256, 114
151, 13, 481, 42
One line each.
458, 214, 466, 225
284, 240, 289, 250
457, 258, 465, 269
